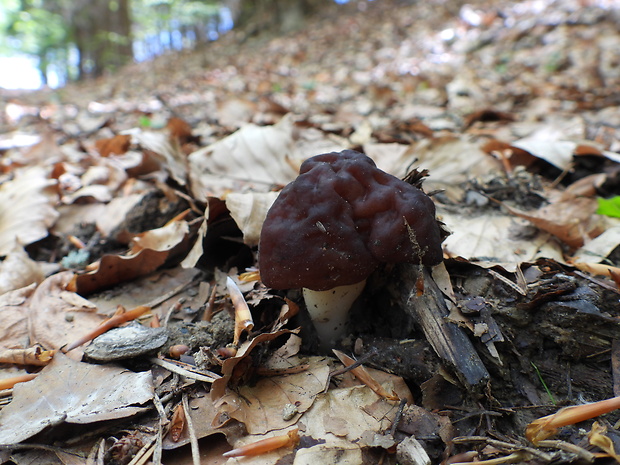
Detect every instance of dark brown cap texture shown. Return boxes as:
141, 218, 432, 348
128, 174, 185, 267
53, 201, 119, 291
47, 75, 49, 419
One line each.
259, 150, 443, 291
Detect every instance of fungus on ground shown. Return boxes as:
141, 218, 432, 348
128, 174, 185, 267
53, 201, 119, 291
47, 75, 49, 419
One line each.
259, 150, 444, 350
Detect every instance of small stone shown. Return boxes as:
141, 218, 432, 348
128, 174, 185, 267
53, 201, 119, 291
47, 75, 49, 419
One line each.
84, 321, 168, 361
282, 403, 299, 421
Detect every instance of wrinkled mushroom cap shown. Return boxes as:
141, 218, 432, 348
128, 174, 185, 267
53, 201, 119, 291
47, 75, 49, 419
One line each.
259, 150, 443, 291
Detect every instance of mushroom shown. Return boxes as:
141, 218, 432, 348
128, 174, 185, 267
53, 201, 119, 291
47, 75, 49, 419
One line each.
259, 150, 444, 350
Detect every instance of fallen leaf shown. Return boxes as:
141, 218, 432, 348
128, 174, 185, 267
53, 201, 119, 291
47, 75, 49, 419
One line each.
129, 214, 189, 253
440, 209, 564, 270
571, 225, 620, 263
27, 272, 103, 354
597, 196, 620, 218
69, 248, 169, 296
130, 129, 188, 186
0, 245, 45, 295
0, 284, 36, 351
188, 114, 298, 199
211, 328, 301, 400
216, 356, 329, 434
502, 197, 604, 249
225, 192, 279, 246
95, 134, 131, 157
0, 167, 59, 255
0, 351, 154, 445
588, 421, 620, 461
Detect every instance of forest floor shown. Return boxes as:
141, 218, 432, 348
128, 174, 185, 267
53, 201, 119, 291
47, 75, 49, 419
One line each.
2, 0, 620, 464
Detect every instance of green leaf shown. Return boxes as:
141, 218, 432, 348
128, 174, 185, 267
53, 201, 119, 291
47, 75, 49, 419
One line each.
597, 197, 620, 218
138, 115, 152, 128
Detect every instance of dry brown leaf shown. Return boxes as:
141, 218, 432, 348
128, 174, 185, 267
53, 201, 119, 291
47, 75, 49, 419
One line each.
61, 184, 113, 204
167, 117, 193, 142
225, 192, 279, 246
169, 402, 186, 442
210, 328, 300, 400
188, 114, 298, 200
130, 129, 188, 186
216, 356, 329, 435
363, 142, 417, 178
571, 225, 620, 263
68, 248, 169, 296
18, 132, 65, 165
401, 136, 500, 197
0, 346, 54, 366
464, 108, 516, 128
0, 167, 59, 255
130, 214, 189, 253
0, 351, 153, 445
292, 125, 348, 162
560, 173, 607, 200
0, 245, 45, 295
94, 192, 148, 237
588, 421, 620, 461
95, 134, 131, 157
0, 284, 36, 351
333, 350, 399, 401
511, 119, 584, 170
28, 272, 103, 354
481, 139, 537, 170
298, 382, 404, 456
216, 98, 257, 128
501, 197, 604, 249
440, 208, 564, 270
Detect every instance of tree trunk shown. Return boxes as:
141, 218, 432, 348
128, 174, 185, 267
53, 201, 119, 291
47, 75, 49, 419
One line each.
232, 0, 328, 35
72, 0, 133, 79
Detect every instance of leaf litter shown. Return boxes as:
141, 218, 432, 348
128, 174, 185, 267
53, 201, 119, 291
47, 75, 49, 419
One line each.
1, 0, 620, 464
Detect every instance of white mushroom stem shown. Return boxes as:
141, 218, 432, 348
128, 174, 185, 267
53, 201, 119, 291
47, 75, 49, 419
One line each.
302, 280, 367, 350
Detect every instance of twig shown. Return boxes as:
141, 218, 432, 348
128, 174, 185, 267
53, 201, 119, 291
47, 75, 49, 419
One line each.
183, 392, 200, 465
390, 398, 408, 437
487, 269, 527, 296
149, 357, 221, 383
450, 451, 525, 465
0, 443, 84, 457
162, 298, 184, 328
325, 348, 379, 393
537, 439, 596, 462
451, 436, 553, 462
97, 438, 105, 465
329, 348, 378, 377
151, 392, 167, 465
574, 270, 620, 294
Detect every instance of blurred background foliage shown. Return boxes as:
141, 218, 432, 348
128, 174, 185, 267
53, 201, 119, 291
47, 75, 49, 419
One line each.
0, 0, 329, 87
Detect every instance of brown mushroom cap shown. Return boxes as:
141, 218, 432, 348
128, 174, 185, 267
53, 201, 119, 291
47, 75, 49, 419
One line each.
259, 150, 443, 291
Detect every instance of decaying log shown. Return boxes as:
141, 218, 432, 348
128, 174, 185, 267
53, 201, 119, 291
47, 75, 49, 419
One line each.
395, 264, 489, 390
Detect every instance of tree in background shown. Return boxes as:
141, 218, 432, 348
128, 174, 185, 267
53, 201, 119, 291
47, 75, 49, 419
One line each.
0, 0, 333, 86
1, 0, 69, 85
1, 0, 133, 82
229, 0, 327, 35
70, 0, 133, 79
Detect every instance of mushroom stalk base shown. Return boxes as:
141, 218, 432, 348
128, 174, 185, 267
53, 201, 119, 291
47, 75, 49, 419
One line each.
303, 280, 366, 351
